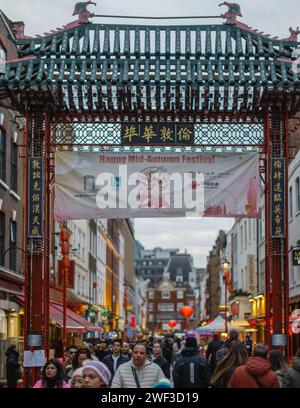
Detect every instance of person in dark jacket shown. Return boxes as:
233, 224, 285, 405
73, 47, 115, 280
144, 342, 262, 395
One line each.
162, 337, 173, 366
227, 343, 280, 388
5, 343, 21, 388
282, 348, 300, 388
244, 334, 253, 357
172, 337, 210, 388
151, 340, 170, 379
206, 333, 224, 373
102, 339, 129, 382
95, 340, 111, 362
223, 328, 240, 349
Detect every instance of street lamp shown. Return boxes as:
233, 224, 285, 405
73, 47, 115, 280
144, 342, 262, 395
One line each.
221, 260, 231, 335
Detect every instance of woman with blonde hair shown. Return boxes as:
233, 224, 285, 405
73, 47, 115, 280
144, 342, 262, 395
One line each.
210, 340, 248, 388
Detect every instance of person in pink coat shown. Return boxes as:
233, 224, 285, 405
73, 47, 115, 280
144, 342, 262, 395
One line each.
33, 359, 70, 388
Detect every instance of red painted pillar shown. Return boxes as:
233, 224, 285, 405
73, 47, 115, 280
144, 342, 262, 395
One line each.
24, 111, 50, 387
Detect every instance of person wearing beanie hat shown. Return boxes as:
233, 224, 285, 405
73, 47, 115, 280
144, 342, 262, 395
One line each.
153, 378, 173, 388
82, 360, 112, 388
69, 367, 84, 388
185, 337, 198, 349
172, 336, 210, 388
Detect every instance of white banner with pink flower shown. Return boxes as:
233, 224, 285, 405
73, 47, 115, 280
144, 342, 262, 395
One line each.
54, 151, 260, 220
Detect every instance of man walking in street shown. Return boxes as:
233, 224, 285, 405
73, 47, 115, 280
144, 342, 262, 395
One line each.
228, 343, 280, 388
150, 340, 170, 379
244, 334, 253, 357
172, 337, 210, 388
111, 342, 165, 388
102, 339, 129, 381
206, 333, 224, 373
95, 340, 111, 361
5, 342, 21, 388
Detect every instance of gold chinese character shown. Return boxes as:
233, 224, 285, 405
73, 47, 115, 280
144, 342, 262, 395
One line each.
274, 171, 282, 181
31, 226, 39, 236
142, 125, 157, 143
33, 171, 41, 180
33, 216, 40, 226
274, 204, 281, 215
274, 183, 282, 193
275, 227, 282, 236
273, 193, 282, 202
274, 160, 283, 169
124, 126, 138, 143
33, 181, 40, 191
32, 160, 40, 170
177, 127, 192, 142
160, 127, 174, 142
33, 204, 40, 214
32, 194, 40, 202
274, 214, 281, 225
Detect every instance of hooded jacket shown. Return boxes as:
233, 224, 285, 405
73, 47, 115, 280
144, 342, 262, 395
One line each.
111, 359, 165, 388
227, 356, 280, 388
172, 347, 210, 388
5, 346, 21, 384
282, 356, 300, 388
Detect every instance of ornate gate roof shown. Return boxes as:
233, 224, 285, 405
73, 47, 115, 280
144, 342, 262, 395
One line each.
1, 3, 300, 116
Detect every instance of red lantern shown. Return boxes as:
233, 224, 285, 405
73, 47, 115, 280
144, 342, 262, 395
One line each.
61, 255, 70, 270
61, 241, 70, 256
179, 306, 193, 318
168, 320, 177, 328
60, 228, 69, 242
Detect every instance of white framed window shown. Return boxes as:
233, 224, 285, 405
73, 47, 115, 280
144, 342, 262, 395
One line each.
161, 291, 170, 299
289, 186, 293, 218
148, 303, 154, 311
177, 290, 184, 299
296, 177, 300, 212
177, 302, 184, 311
148, 314, 153, 322
158, 303, 174, 312
148, 290, 154, 299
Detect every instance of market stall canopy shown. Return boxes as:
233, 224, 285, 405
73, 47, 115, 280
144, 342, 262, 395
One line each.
196, 315, 245, 333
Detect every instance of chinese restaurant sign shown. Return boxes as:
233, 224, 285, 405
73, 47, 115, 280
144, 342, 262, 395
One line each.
121, 123, 194, 145
271, 158, 286, 238
28, 158, 43, 238
54, 151, 260, 220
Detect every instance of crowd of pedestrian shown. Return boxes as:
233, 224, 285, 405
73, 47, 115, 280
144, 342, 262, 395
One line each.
5, 332, 300, 388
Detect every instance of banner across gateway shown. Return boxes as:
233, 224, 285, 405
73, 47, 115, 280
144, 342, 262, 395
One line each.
54, 151, 260, 220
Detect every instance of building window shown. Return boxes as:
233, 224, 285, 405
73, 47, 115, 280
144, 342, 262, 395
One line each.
177, 290, 184, 299
148, 314, 153, 322
244, 221, 247, 249
161, 291, 170, 299
0, 128, 5, 182
296, 177, 300, 212
10, 142, 18, 192
249, 219, 251, 243
9, 220, 17, 271
0, 41, 6, 62
0, 213, 4, 266
148, 290, 154, 299
289, 186, 293, 218
176, 275, 183, 283
158, 303, 175, 312
148, 303, 154, 311
240, 225, 243, 251
177, 302, 184, 311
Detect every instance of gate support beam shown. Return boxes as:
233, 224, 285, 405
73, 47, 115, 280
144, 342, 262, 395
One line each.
24, 111, 50, 387
265, 109, 290, 358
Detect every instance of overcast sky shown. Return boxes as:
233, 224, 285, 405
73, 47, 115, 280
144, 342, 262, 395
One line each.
1, 0, 298, 267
